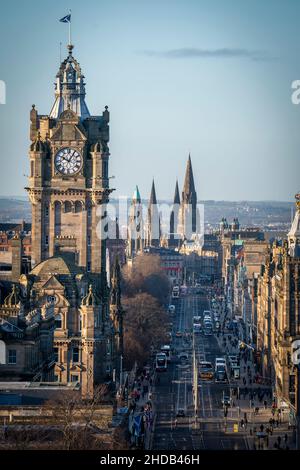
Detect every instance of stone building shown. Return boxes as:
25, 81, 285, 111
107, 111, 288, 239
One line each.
145, 180, 160, 248
0, 43, 123, 398
178, 154, 198, 241
256, 193, 300, 420
127, 186, 144, 259
0, 284, 55, 381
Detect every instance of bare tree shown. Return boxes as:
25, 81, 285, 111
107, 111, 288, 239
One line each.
123, 293, 168, 368
123, 253, 170, 304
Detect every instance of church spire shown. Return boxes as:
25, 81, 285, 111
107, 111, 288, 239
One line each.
132, 185, 141, 203
174, 179, 180, 204
183, 153, 196, 196
146, 179, 160, 247
149, 179, 157, 205
180, 153, 198, 237
169, 180, 181, 247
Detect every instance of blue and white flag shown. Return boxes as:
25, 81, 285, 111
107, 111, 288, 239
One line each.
59, 14, 71, 23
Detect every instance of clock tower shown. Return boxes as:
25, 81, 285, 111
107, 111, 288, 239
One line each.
26, 44, 112, 290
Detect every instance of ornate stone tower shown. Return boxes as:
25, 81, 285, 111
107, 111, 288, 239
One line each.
145, 179, 160, 247
23, 43, 116, 398
179, 154, 197, 239
169, 180, 180, 247
127, 186, 143, 258
26, 44, 112, 294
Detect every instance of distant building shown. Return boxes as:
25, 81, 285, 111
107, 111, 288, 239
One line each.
0, 284, 54, 381
0, 42, 123, 398
256, 193, 300, 422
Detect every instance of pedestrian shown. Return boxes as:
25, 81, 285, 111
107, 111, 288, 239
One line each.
284, 433, 288, 444
264, 400, 268, 409
277, 436, 281, 449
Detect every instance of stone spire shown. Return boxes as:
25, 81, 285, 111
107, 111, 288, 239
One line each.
180, 154, 197, 236
182, 153, 196, 198
127, 186, 143, 258
49, 44, 90, 120
149, 179, 157, 205
174, 179, 180, 205
146, 179, 160, 247
132, 185, 141, 203
288, 192, 300, 257
169, 180, 181, 247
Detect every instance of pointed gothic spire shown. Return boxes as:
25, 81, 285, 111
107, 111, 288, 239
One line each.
132, 185, 141, 203
149, 179, 157, 205
174, 180, 180, 204
183, 153, 196, 196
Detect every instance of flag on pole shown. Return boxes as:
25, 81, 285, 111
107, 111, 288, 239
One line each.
59, 14, 71, 23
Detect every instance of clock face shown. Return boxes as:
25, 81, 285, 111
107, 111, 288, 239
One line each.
54, 148, 82, 175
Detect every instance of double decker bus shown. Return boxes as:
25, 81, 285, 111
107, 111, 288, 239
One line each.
155, 352, 167, 371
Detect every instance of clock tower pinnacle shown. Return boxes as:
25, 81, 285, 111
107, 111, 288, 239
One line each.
26, 44, 113, 293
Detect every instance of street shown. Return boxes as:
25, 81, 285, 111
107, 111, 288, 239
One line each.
152, 289, 293, 450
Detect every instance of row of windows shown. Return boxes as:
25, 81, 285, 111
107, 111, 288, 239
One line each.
54, 374, 79, 383
54, 347, 79, 363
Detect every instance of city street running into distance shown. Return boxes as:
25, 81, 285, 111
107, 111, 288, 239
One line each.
153, 290, 260, 450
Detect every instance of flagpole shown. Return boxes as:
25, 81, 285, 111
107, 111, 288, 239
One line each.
69, 9, 72, 45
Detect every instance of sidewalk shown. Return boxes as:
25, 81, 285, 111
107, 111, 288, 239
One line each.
213, 297, 295, 449
127, 370, 156, 449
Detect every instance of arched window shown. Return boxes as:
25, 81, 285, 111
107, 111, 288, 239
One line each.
64, 201, 72, 213
54, 313, 62, 329
75, 201, 82, 213
0, 340, 6, 364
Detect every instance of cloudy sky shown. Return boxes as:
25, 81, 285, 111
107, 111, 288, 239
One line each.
0, 0, 299, 201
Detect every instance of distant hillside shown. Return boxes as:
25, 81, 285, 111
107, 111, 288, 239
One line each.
0, 198, 31, 223
0, 196, 293, 230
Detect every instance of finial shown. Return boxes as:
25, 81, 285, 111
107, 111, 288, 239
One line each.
32, 104, 35, 109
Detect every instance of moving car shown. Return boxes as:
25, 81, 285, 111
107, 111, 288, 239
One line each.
215, 365, 228, 383
161, 344, 171, 362
199, 361, 214, 380
215, 357, 226, 368
156, 352, 167, 371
